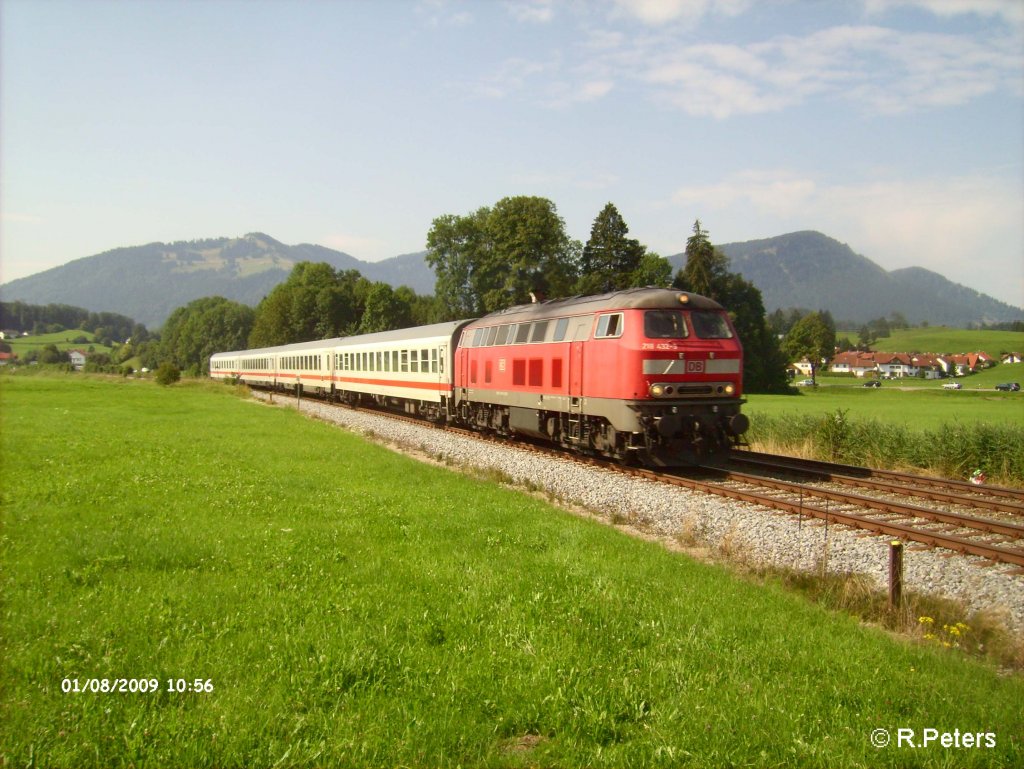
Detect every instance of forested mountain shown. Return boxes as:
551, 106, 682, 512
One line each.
0, 233, 435, 328
3, 229, 1018, 329
666, 231, 1020, 326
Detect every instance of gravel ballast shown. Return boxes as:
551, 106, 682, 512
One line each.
256, 392, 1024, 637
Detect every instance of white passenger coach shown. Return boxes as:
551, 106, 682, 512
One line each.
209, 321, 473, 419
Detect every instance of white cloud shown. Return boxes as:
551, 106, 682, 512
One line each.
613, 0, 750, 26
506, 0, 555, 23
864, 0, 1024, 26
633, 23, 1022, 118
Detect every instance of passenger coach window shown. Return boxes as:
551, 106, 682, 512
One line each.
691, 311, 733, 339
645, 310, 688, 339
595, 313, 623, 339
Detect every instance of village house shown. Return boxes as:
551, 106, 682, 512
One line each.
828, 351, 877, 378
68, 350, 88, 371
1000, 352, 1021, 365
0, 352, 16, 366
874, 352, 917, 379
909, 353, 949, 379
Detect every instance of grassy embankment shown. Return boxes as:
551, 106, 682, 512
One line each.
744, 378, 1024, 484
2, 329, 114, 356
1, 373, 1022, 768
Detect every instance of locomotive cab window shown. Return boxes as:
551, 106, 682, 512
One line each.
645, 310, 688, 339
595, 313, 623, 339
691, 311, 733, 339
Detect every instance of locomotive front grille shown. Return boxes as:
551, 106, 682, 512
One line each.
648, 382, 736, 397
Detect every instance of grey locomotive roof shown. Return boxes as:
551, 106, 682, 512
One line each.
211, 320, 472, 359
468, 287, 724, 326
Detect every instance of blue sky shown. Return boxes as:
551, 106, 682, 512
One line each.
2, 0, 1022, 309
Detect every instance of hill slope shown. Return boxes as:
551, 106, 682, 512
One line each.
0, 234, 436, 328
670, 231, 1020, 326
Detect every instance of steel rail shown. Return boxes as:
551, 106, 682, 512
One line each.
695, 467, 1024, 539
729, 448, 1024, 501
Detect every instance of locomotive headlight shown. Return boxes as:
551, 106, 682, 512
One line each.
677, 293, 689, 305
724, 383, 735, 395
650, 384, 665, 397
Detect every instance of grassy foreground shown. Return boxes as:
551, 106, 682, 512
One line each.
1, 374, 1022, 768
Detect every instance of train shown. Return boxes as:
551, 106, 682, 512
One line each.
210, 287, 749, 465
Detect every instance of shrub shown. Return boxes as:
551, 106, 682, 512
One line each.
155, 363, 181, 386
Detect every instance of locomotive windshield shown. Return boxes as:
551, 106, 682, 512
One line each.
690, 311, 733, 339
644, 310, 688, 339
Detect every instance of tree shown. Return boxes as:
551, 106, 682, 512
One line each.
673, 219, 730, 297
248, 263, 363, 347
632, 252, 673, 288
160, 296, 255, 375
576, 203, 646, 294
425, 209, 491, 319
673, 220, 789, 392
426, 196, 579, 318
359, 283, 413, 334
782, 312, 837, 383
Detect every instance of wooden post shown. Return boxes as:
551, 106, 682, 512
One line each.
888, 540, 904, 609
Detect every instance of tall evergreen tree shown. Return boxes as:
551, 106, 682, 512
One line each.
576, 203, 646, 294
673, 220, 789, 392
674, 219, 730, 297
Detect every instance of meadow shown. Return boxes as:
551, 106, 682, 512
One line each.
2, 329, 113, 356
1, 373, 1022, 768
867, 326, 1023, 357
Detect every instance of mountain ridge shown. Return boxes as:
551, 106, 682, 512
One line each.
2, 230, 1019, 328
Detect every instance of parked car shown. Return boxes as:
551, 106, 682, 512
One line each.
862, 380, 881, 388
995, 382, 1020, 392
942, 382, 962, 390
795, 379, 817, 387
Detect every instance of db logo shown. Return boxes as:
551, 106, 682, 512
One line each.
686, 360, 705, 373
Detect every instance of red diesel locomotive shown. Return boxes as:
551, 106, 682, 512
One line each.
210, 287, 748, 466
454, 287, 748, 464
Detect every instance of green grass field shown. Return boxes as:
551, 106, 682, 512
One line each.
747, 385, 1024, 429
869, 327, 1024, 356
2, 374, 1022, 767
3, 329, 113, 356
